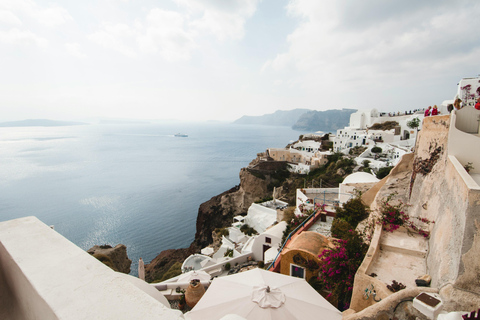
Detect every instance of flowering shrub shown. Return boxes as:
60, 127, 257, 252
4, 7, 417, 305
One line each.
282, 213, 309, 244
378, 194, 434, 238
317, 230, 367, 310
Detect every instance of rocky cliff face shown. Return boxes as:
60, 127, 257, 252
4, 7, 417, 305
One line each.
87, 244, 132, 274
145, 161, 288, 282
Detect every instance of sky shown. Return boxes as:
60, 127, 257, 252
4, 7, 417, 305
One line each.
1, 0, 479, 122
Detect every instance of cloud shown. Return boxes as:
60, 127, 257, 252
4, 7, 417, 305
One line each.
0, 28, 47, 47
65, 42, 87, 59
0, 0, 72, 27
262, 0, 480, 107
88, 23, 137, 57
32, 6, 73, 27
0, 1, 72, 49
0, 10, 22, 25
89, 0, 261, 60
137, 8, 195, 61
175, 0, 260, 40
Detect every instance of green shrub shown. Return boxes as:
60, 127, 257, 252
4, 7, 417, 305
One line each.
215, 227, 229, 237
224, 262, 231, 271
257, 261, 265, 268
224, 248, 234, 258
331, 218, 355, 239
376, 166, 393, 179
371, 146, 382, 154
255, 196, 273, 203
157, 262, 182, 283
349, 146, 367, 156
240, 224, 257, 236
335, 197, 369, 228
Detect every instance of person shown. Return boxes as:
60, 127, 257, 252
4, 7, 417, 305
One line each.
424, 106, 432, 117
447, 104, 454, 113
431, 105, 439, 115
475, 98, 480, 110
454, 98, 462, 110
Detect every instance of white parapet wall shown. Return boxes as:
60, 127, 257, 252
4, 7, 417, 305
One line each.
0, 216, 184, 320
448, 107, 480, 173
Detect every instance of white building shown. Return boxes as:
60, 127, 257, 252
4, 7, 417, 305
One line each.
244, 200, 287, 234
456, 75, 480, 108
244, 221, 287, 263
339, 172, 380, 204
333, 109, 423, 155
354, 143, 409, 171
267, 146, 330, 174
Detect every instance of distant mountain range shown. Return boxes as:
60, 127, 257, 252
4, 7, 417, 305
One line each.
233, 108, 357, 132
0, 119, 87, 127
233, 109, 311, 127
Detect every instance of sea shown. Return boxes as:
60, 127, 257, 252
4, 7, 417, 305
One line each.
0, 121, 302, 275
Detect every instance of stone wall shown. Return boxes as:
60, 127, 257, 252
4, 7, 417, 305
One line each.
349, 115, 480, 316
401, 115, 480, 310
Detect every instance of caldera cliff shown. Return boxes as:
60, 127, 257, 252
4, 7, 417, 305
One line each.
145, 160, 290, 282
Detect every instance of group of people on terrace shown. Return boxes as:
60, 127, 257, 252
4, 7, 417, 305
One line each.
446, 96, 480, 112
424, 105, 439, 116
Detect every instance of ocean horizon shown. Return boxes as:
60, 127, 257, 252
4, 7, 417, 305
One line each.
0, 121, 302, 275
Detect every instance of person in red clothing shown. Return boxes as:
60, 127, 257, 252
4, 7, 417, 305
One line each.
424, 106, 432, 116
475, 98, 480, 110
431, 105, 438, 115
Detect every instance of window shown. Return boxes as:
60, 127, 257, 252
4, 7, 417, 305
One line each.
290, 264, 305, 279
265, 237, 271, 244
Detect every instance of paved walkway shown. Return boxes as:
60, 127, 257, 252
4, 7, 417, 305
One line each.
368, 229, 428, 288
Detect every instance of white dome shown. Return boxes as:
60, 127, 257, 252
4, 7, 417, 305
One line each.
342, 172, 380, 184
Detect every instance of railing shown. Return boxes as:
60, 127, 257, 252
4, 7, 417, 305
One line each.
267, 191, 355, 271
266, 208, 324, 271
313, 191, 352, 208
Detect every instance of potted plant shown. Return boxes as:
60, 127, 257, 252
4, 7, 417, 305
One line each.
176, 288, 186, 310
464, 162, 474, 173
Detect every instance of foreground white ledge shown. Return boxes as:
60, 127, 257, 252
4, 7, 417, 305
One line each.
0, 216, 183, 320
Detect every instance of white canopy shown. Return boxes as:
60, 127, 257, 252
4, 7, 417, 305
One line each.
185, 268, 341, 320
201, 247, 214, 255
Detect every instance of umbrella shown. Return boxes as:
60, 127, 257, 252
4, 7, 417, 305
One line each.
178, 270, 212, 283
185, 268, 342, 320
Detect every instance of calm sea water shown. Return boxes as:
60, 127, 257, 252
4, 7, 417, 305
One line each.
0, 122, 301, 275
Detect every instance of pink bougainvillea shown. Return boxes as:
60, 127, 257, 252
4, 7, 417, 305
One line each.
378, 194, 434, 238
317, 230, 367, 310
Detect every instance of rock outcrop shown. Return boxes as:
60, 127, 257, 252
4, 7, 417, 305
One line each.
87, 244, 132, 274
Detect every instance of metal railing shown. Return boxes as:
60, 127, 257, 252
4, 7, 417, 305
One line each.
266, 208, 320, 271
266, 191, 354, 271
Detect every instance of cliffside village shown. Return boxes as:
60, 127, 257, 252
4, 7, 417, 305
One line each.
1, 76, 480, 319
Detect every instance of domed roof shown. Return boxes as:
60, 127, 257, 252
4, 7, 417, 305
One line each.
288, 231, 332, 256
342, 172, 380, 184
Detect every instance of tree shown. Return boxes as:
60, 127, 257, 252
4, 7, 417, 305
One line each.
407, 117, 421, 149
371, 146, 382, 154
371, 146, 382, 159
335, 197, 369, 228
407, 117, 420, 131
376, 166, 393, 179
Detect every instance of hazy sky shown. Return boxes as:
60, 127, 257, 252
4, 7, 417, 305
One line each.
1, 0, 479, 122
